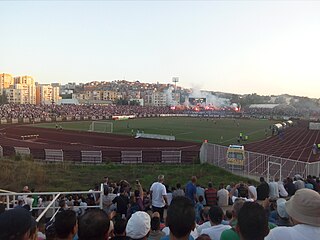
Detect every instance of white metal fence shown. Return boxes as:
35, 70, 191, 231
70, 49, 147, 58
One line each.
0, 184, 104, 223
200, 143, 320, 180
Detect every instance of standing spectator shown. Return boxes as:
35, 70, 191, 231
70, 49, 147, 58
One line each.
185, 176, 198, 205
112, 188, 129, 219
217, 183, 229, 207
205, 182, 217, 207
78, 209, 111, 240
277, 178, 288, 198
150, 175, 168, 223
284, 177, 296, 196
265, 189, 320, 240
247, 180, 257, 201
237, 183, 248, 198
201, 206, 231, 239
165, 196, 196, 240
268, 178, 279, 199
257, 177, 269, 200
237, 202, 269, 240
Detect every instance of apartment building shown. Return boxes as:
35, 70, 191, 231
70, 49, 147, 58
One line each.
0, 73, 13, 92
36, 84, 60, 104
12, 76, 36, 104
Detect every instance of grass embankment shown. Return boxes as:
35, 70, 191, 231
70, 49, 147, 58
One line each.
33, 117, 276, 145
0, 160, 254, 192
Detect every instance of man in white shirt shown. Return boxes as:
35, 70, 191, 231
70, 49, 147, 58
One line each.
201, 206, 231, 240
150, 174, 168, 223
217, 183, 229, 207
276, 178, 288, 198
247, 180, 257, 201
268, 178, 279, 199
265, 188, 320, 240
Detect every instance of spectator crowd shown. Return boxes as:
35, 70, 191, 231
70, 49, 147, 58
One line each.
0, 173, 320, 240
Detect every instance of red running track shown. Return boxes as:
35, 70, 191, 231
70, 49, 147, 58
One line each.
245, 121, 320, 163
0, 125, 200, 163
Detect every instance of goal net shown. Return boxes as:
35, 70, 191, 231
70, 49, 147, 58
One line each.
89, 121, 113, 133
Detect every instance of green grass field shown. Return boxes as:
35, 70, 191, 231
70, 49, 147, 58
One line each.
33, 117, 276, 145
0, 160, 255, 192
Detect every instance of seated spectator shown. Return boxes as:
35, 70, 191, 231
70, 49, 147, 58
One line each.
274, 198, 291, 227
126, 211, 151, 240
78, 209, 110, 240
148, 212, 165, 240
37, 217, 47, 240
265, 188, 320, 240
0, 208, 33, 240
196, 207, 211, 235
111, 218, 130, 240
195, 196, 205, 223
195, 234, 211, 240
165, 196, 196, 240
172, 183, 185, 198
237, 202, 269, 240
54, 209, 77, 240
201, 206, 231, 240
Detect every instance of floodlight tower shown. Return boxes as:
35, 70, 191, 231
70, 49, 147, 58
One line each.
172, 77, 179, 93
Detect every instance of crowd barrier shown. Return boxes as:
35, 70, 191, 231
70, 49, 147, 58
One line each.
200, 142, 320, 180
0, 145, 197, 164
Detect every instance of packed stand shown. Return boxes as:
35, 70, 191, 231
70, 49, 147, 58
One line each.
0, 174, 320, 240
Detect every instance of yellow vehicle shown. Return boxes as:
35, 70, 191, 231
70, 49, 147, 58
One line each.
226, 145, 245, 169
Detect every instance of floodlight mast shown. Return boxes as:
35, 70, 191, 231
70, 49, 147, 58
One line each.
172, 77, 179, 93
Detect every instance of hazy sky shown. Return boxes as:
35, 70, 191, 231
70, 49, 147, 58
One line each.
1, 1, 320, 98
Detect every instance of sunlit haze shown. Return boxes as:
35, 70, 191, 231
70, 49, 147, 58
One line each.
1, 1, 320, 98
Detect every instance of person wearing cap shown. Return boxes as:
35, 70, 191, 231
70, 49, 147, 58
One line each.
0, 208, 33, 240
293, 174, 305, 190
274, 198, 291, 227
150, 175, 168, 223
265, 188, 320, 240
126, 211, 151, 240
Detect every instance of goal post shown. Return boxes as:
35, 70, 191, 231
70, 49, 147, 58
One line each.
89, 121, 113, 133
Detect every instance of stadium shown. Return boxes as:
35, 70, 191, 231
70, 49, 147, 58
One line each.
0, 104, 319, 181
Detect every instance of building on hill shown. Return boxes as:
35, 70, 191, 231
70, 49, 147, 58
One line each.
0, 73, 13, 92
35, 84, 60, 104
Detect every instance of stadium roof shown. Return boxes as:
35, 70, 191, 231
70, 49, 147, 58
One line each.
57, 99, 79, 105
249, 104, 280, 109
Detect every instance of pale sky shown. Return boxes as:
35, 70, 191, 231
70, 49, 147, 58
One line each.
1, 1, 320, 98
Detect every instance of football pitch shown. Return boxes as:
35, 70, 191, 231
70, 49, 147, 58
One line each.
33, 117, 276, 146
